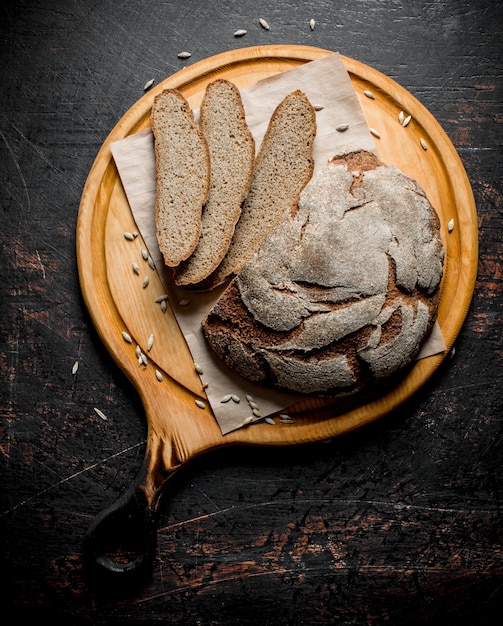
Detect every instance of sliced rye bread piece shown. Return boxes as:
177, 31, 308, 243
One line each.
152, 89, 210, 267
174, 79, 255, 286
198, 89, 317, 290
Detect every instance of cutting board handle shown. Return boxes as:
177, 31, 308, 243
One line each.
83, 453, 178, 583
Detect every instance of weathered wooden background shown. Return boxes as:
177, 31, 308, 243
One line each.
1, 0, 501, 624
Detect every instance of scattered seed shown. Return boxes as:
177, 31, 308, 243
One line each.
194, 362, 203, 375
252, 408, 262, 418
135, 345, 142, 359
369, 127, 381, 138
133, 231, 139, 238
148, 256, 155, 270
123, 232, 134, 241
202, 382, 209, 389
309, 18, 315, 30
142, 276, 149, 289
280, 414, 295, 424
94, 407, 108, 421
132, 262, 140, 275
138, 355, 143, 366
234, 29, 247, 37
160, 300, 167, 313
147, 334, 154, 352
259, 18, 270, 30
402, 114, 412, 127
143, 79, 154, 91
72, 360, 79, 375
177, 51, 191, 59
155, 294, 168, 303
398, 111, 405, 124
231, 394, 240, 403
336, 123, 349, 132
141, 249, 149, 261
141, 353, 148, 366
313, 104, 324, 111
122, 331, 132, 343
242, 415, 255, 426
195, 399, 206, 409
265, 416, 276, 425
245, 394, 255, 404
220, 394, 232, 403
420, 138, 428, 150
364, 89, 375, 99
178, 298, 190, 306
155, 369, 163, 382
249, 401, 259, 410
448, 218, 455, 232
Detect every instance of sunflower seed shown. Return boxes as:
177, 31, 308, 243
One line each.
160, 300, 167, 313
178, 298, 190, 306
135, 345, 142, 358
138, 355, 143, 366
133, 231, 139, 238
369, 127, 381, 138
234, 29, 247, 37
178, 51, 191, 59
220, 394, 232, 403
142, 276, 149, 288
364, 89, 375, 99
94, 407, 108, 421
398, 111, 405, 124
72, 360, 79, 375
148, 256, 155, 270
336, 123, 349, 132
420, 138, 428, 150
143, 78, 154, 91
141, 353, 148, 366
242, 415, 255, 426
231, 394, 240, 403
132, 262, 140, 275
123, 232, 134, 241
155, 369, 163, 382
402, 114, 412, 127
122, 331, 132, 343
252, 408, 262, 417
248, 400, 259, 410
309, 18, 315, 30
265, 416, 276, 425
245, 394, 255, 404
147, 334, 154, 351
194, 362, 203, 375
141, 249, 148, 261
448, 218, 455, 232
155, 294, 168, 303
314, 104, 324, 111
259, 18, 270, 30
195, 399, 206, 409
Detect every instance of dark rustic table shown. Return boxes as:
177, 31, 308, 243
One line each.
1, 1, 501, 624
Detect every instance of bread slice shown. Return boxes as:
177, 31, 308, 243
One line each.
152, 89, 210, 267
200, 89, 316, 289
174, 79, 255, 286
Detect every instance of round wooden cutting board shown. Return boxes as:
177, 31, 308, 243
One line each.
77, 45, 478, 577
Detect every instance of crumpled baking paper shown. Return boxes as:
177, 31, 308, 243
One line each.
110, 52, 446, 435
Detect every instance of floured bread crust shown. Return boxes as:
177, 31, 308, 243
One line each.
202, 151, 445, 395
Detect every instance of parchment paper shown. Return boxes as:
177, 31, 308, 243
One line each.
110, 53, 446, 435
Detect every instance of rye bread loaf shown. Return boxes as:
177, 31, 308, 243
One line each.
202, 150, 445, 395
152, 89, 210, 267
199, 89, 317, 290
174, 79, 255, 286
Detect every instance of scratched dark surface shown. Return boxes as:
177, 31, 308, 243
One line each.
0, 0, 502, 624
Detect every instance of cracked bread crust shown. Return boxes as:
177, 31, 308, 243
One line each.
202, 151, 445, 395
